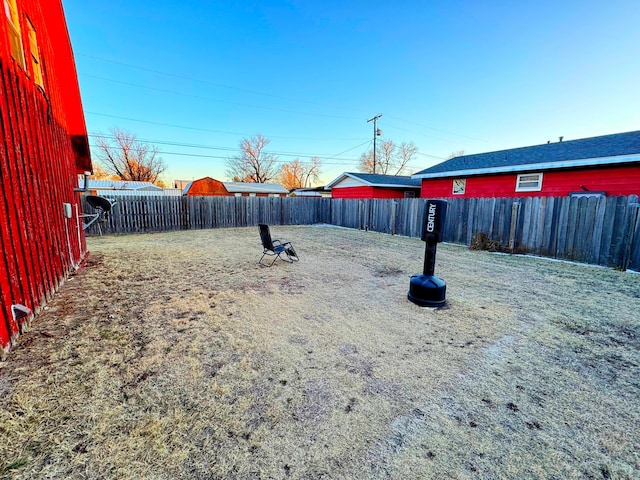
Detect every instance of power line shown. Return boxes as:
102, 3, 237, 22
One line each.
87, 117, 442, 165
76, 53, 367, 114
323, 140, 372, 161
76, 56, 488, 147
85, 111, 362, 141
76, 56, 485, 144
90, 132, 237, 152
88, 132, 366, 160
79, 72, 363, 121
416, 151, 446, 160
89, 143, 364, 166
384, 113, 488, 143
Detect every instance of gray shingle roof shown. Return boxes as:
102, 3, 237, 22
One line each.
413, 131, 640, 178
325, 172, 421, 189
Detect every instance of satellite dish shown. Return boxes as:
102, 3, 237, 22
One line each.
81, 195, 117, 233
86, 195, 113, 213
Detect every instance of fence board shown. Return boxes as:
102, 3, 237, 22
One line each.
521, 198, 534, 250
623, 199, 640, 270
609, 197, 631, 266
540, 197, 554, 256
627, 198, 640, 271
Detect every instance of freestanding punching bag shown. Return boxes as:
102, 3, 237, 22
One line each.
408, 199, 448, 307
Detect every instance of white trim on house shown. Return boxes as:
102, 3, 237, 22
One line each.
326, 175, 367, 188
515, 172, 543, 192
411, 153, 640, 179
325, 172, 421, 190
452, 178, 466, 195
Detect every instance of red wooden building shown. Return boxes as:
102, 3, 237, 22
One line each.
326, 172, 421, 199
413, 131, 640, 198
1, 0, 91, 356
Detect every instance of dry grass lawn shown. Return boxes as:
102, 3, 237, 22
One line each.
0, 225, 638, 479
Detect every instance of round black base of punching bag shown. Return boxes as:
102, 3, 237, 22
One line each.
408, 274, 446, 307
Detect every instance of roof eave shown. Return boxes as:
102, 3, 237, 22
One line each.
412, 153, 640, 179
325, 173, 420, 189
324, 173, 369, 189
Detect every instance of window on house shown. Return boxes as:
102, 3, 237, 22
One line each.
452, 179, 466, 195
516, 173, 543, 192
26, 17, 43, 88
404, 191, 416, 198
4, 0, 25, 69
569, 191, 605, 198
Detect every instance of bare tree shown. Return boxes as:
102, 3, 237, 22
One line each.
226, 134, 280, 183
280, 157, 321, 190
95, 128, 166, 184
377, 140, 396, 174
358, 150, 375, 174
396, 141, 418, 174
90, 163, 119, 181
358, 140, 418, 175
447, 150, 465, 159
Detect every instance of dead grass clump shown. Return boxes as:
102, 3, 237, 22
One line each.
469, 231, 525, 254
0, 226, 638, 479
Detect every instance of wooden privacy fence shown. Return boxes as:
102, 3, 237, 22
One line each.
82, 195, 332, 234
442, 196, 640, 270
83, 195, 640, 271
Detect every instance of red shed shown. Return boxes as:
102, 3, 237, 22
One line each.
183, 177, 289, 197
413, 131, 640, 198
183, 177, 230, 196
326, 172, 421, 199
1, 0, 91, 356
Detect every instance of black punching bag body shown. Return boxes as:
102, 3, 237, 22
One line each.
408, 199, 447, 307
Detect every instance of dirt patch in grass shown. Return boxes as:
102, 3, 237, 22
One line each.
0, 225, 638, 479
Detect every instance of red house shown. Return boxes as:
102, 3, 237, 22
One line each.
326, 173, 421, 199
183, 177, 289, 197
1, 0, 91, 356
413, 131, 640, 198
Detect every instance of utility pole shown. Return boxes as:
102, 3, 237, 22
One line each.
367, 114, 382, 173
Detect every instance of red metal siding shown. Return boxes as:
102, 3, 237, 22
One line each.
0, 0, 90, 356
186, 177, 230, 196
421, 165, 640, 198
332, 186, 408, 199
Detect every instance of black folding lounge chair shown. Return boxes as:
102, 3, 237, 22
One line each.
258, 224, 299, 266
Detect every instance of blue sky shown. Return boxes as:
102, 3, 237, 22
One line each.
63, 0, 639, 186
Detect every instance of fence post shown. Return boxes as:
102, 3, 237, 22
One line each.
390, 201, 397, 235
508, 201, 521, 252
622, 202, 640, 271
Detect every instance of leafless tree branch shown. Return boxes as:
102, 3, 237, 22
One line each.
226, 134, 280, 183
94, 128, 166, 184
358, 140, 418, 175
